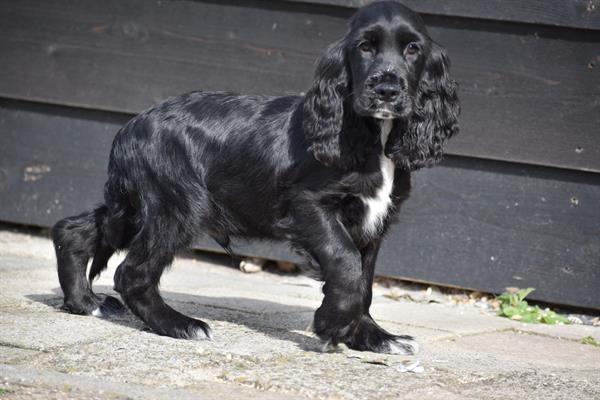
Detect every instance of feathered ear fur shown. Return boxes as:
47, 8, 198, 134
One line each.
303, 39, 349, 167
385, 43, 460, 170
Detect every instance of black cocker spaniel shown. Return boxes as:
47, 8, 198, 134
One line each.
52, 1, 459, 354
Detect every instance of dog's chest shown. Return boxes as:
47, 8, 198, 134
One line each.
359, 120, 395, 237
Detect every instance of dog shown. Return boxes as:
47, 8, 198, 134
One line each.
52, 0, 459, 354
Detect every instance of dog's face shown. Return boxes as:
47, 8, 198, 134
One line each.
346, 2, 430, 120
303, 1, 459, 169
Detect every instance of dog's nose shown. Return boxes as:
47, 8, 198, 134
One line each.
374, 83, 400, 102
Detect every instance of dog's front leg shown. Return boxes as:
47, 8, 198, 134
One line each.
343, 239, 419, 354
291, 206, 365, 347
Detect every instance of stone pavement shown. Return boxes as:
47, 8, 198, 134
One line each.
0, 229, 599, 399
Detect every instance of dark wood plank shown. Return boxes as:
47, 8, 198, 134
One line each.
429, 16, 600, 173
0, 0, 339, 112
1, 0, 599, 173
378, 157, 600, 310
1, 99, 598, 309
281, 0, 600, 30
0, 101, 127, 225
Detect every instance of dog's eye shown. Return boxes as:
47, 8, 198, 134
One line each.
405, 43, 420, 56
358, 41, 374, 53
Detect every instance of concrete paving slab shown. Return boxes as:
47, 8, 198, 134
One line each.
0, 230, 54, 261
1, 229, 599, 400
370, 301, 515, 335
513, 321, 600, 342
0, 363, 307, 400
417, 331, 600, 392
408, 368, 599, 400
0, 347, 40, 364
0, 310, 138, 351
443, 330, 600, 370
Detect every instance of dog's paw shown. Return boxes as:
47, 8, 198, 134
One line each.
345, 316, 418, 355
94, 294, 126, 317
61, 294, 98, 315
314, 339, 345, 353
151, 315, 213, 341
62, 292, 126, 318
175, 319, 213, 341
312, 303, 362, 346
381, 335, 419, 355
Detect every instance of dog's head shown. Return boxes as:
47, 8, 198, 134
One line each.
303, 1, 460, 170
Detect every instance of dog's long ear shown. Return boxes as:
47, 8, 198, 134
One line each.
385, 43, 460, 170
303, 39, 349, 167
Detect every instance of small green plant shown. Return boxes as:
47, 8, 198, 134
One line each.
580, 336, 600, 347
497, 288, 569, 324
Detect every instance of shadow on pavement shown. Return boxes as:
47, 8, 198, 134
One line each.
26, 286, 323, 352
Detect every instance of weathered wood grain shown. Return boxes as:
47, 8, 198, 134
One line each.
0, 0, 599, 172
281, 0, 600, 30
1, 99, 598, 308
378, 157, 600, 310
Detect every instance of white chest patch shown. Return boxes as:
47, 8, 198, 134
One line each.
360, 120, 395, 237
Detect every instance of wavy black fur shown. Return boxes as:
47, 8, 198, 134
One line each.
52, 1, 459, 352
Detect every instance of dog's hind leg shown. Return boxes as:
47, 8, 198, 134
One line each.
113, 219, 211, 340
52, 206, 125, 316
87, 236, 126, 316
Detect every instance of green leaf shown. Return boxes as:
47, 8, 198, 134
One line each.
500, 305, 520, 317
515, 288, 535, 303
495, 287, 568, 325
521, 312, 539, 323
580, 336, 600, 347
540, 311, 569, 325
